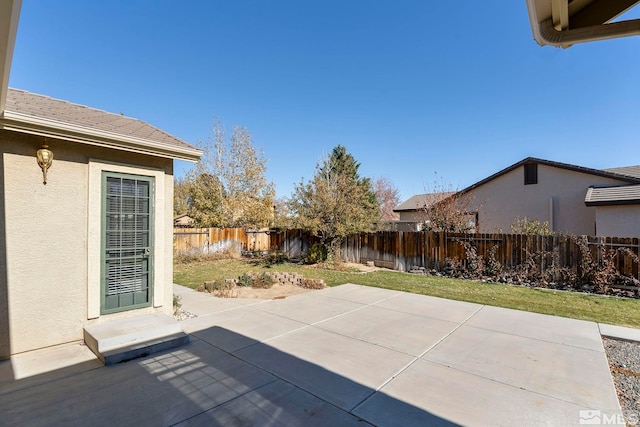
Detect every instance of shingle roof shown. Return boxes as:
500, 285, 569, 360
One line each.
585, 184, 640, 206
603, 165, 640, 180
394, 192, 455, 212
1, 88, 201, 161
458, 157, 640, 195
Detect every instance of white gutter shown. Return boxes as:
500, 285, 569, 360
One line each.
526, 0, 640, 47
537, 17, 640, 48
0, 0, 22, 113
0, 110, 202, 162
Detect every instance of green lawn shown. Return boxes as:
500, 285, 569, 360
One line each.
174, 258, 640, 329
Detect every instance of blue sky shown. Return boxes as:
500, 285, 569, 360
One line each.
8, 1, 640, 202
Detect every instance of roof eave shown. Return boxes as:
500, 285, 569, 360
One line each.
526, 0, 640, 48
458, 157, 640, 196
0, 110, 202, 162
585, 199, 640, 207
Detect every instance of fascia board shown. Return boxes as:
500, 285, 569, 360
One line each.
0, 110, 202, 162
526, 0, 547, 46
0, 0, 22, 113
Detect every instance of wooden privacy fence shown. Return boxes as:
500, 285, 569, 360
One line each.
173, 228, 271, 254
270, 230, 640, 280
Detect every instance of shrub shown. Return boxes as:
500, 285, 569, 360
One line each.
483, 245, 503, 277
237, 273, 253, 287
299, 278, 326, 289
510, 216, 552, 235
173, 294, 182, 315
264, 251, 288, 266
304, 243, 328, 264
252, 273, 275, 289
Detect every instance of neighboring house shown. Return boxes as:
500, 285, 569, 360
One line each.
393, 192, 455, 231
398, 158, 640, 237
585, 182, 640, 237
174, 214, 194, 228
0, 2, 200, 361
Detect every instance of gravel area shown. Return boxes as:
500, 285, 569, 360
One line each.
173, 307, 197, 321
603, 337, 640, 425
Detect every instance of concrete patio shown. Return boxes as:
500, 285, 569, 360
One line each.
0, 283, 628, 426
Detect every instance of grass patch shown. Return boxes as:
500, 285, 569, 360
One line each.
174, 258, 640, 328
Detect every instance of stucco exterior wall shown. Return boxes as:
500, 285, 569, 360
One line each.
398, 211, 428, 223
0, 130, 174, 358
594, 205, 640, 238
465, 164, 628, 235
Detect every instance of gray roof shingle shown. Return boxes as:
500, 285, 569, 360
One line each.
394, 192, 455, 212
585, 184, 640, 206
603, 165, 640, 180
3, 88, 200, 159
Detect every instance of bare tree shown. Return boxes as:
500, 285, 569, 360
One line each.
372, 176, 401, 221
186, 118, 275, 229
419, 175, 476, 233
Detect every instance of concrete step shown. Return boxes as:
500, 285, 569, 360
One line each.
84, 313, 189, 365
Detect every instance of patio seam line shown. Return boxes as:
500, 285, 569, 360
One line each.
180, 299, 270, 318
250, 289, 404, 329
190, 321, 312, 354
461, 323, 606, 353
166, 378, 281, 426
348, 303, 487, 413
191, 335, 371, 424
365, 301, 483, 324
250, 298, 369, 325
420, 357, 620, 412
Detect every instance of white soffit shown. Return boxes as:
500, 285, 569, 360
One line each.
526, 0, 640, 47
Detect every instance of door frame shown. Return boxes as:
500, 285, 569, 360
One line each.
100, 172, 155, 314
87, 160, 167, 320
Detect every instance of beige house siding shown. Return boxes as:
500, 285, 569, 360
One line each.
397, 211, 429, 223
594, 205, 640, 238
0, 130, 174, 357
465, 164, 628, 235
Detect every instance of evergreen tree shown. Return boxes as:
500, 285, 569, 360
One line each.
290, 145, 379, 255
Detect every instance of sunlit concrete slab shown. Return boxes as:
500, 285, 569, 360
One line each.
185, 308, 307, 353
235, 326, 415, 411
423, 325, 620, 410
599, 322, 640, 342
372, 291, 482, 323
177, 380, 372, 426
255, 293, 366, 324
173, 284, 264, 316
319, 283, 402, 304
2, 284, 624, 426
466, 305, 604, 351
354, 359, 617, 427
315, 305, 459, 356
1, 340, 277, 426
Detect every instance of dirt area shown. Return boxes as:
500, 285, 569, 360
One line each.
305, 261, 382, 273
226, 262, 381, 300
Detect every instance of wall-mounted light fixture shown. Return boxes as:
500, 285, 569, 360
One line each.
36, 142, 53, 185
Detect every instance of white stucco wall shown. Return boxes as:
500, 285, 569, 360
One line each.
0, 131, 174, 357
594, 205, 640, 238
465, 164, 629, 235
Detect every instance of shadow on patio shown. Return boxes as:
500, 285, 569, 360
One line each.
0, 326, 457, 426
